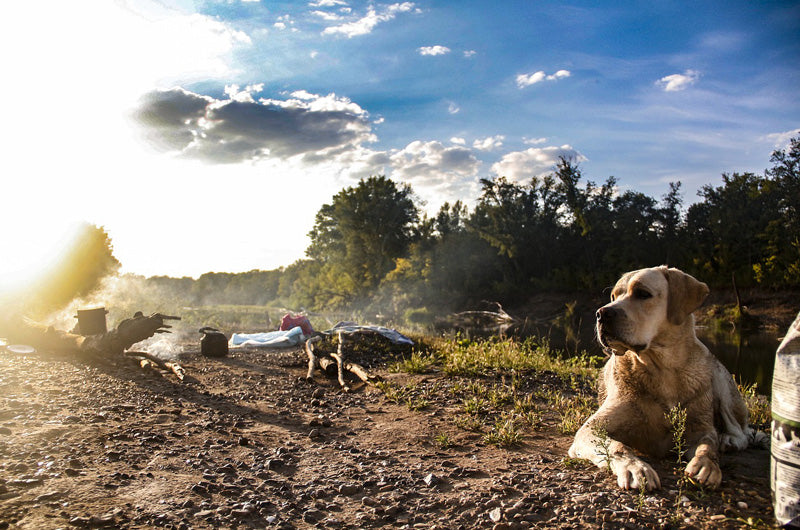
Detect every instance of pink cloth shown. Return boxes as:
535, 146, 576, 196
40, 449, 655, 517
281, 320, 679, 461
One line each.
279, 314, 313, 336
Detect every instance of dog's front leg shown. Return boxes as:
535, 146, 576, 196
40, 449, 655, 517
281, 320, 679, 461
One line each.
685, 431, 721, 488
569, 409, 661, 491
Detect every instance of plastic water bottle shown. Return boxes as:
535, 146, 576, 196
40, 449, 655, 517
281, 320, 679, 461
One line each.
772, 311, 800, 528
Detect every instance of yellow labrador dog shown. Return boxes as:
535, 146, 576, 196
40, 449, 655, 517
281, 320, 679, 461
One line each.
569, 266, 757, 490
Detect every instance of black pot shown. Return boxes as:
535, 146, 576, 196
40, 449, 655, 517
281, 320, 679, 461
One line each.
199, 327, 228, 357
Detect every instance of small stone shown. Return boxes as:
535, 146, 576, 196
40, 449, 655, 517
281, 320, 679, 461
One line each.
303, 509, 324, 522
338, 484, 359, 495
489, 507, 503, 523
361, 496, 378, 507
308, 428, 322, 440
0, 427, 11, 435
34, 491, 62, 503
267, 459, 285, 470
423, 473, 440, 487
736, 501, 748, 510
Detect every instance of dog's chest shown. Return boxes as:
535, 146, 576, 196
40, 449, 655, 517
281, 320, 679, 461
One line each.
612, 355, 699, 410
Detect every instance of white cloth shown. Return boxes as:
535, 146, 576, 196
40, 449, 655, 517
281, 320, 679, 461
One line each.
229, 326, 305, 348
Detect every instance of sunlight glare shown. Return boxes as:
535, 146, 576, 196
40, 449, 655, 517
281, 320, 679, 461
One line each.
0, 221, 84, 296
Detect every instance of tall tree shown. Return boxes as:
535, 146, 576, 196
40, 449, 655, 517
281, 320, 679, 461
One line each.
306, 176, 419, 302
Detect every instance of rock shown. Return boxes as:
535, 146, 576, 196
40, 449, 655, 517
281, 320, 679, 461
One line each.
338, 484, 360, 495
0, 427, 11, 435
267, 459, 285, 470
34, 491, 62, 503
303, 509, 324, 522
489, 507, 503, 523
423, 473, 440, 487
362, 496, 378, 507
736, 501, 748, 510
308, 428, 323, 440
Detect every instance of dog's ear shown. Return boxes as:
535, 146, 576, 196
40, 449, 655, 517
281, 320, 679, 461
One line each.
663, 267, 709, 325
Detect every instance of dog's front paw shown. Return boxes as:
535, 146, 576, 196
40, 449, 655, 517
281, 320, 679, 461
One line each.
685, 455, 721, 487
611, 456, 661, 491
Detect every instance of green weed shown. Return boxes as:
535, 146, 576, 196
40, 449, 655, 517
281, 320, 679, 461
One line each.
434, 432, 454, 449
390, 350, 435, 374
483, 414, 522, 447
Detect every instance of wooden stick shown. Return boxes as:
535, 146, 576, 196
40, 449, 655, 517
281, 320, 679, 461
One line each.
330, 353, 380, 386
305, 336, 322, 380
125, 351, 185, 381
335, 332, 349, 391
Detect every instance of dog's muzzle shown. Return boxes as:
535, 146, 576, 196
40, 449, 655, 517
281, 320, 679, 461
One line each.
596, 306, 626, 356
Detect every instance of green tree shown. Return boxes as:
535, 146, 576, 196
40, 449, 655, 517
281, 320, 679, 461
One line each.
759, 137, 800, 285
306, 176, 419, 304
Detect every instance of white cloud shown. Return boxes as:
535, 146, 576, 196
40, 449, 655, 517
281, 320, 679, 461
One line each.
450, 137, 466, 145
390, 140, 481, 188
491, 145, 585, 183
473, 135, 505, 151
447, 102, 460, 114
656, 69, 700, 92
418, 45, 451, 56
274, 14, 295, 31
311, 10, 342, 21
763, 128, 800, 148
309, 0, 348, 6
523, 137, 547, 145
516, 69, 571, 88
133, 87, 375, 163
463, 50, 476, 58
322, 2, 415, 38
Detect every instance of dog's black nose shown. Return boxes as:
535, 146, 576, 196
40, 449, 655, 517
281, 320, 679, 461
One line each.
596, 306, 617, 323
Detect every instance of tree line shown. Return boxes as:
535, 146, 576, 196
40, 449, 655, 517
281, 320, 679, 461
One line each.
131, 138, 800, 319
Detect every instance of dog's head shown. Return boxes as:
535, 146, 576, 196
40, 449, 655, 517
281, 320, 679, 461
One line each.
596, 266, 709, 355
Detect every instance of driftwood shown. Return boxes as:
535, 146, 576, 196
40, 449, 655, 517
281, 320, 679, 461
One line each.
450, 302, 517, 327
305, 331, 382, 391
125, 351, 185, 381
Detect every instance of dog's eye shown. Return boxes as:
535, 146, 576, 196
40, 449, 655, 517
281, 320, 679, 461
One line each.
633, 288, 652, 300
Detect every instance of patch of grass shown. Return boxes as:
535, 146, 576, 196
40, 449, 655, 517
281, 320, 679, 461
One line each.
389, 350, 436, 374
375, 381, 410, 403
561, 457, 592, 470
463, 396, 489, 416
438, 337, 599, 381
558, 394, 596, 435
739, 382, 770, 431
483, 414, 522, 447
433, 432, 454, 449
406, 397, 430, 411
453, 414, 483, 432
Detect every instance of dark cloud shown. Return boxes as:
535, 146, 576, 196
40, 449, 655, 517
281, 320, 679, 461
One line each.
132, 87, 374, 164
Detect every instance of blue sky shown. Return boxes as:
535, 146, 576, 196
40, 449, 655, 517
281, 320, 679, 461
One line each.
0, 0, 798, 285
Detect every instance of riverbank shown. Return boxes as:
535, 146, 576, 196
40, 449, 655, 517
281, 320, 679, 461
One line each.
0, 335, 774, 529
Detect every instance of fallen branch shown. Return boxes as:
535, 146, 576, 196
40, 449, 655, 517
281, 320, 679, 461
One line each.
125, 351, 185, 381
304, 331, 382, 391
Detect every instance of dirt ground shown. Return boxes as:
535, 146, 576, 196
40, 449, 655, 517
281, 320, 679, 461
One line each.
0, 340, 775, 529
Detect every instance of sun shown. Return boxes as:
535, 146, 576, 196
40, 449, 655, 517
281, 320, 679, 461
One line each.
0, 221, 84, 297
